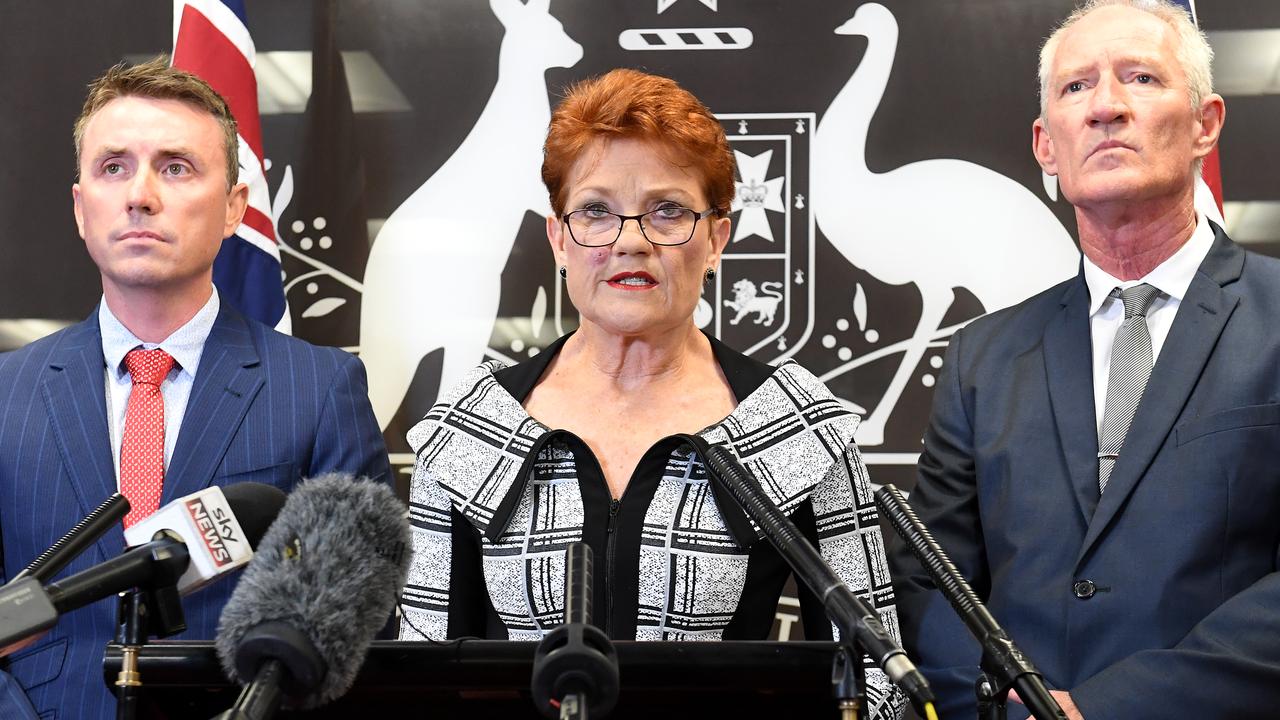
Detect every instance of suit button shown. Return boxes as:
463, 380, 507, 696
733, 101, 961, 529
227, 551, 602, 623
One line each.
1073, 580, 1096, 599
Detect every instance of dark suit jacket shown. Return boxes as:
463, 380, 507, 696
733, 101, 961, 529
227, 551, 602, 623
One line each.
891, 226, 1280, 719
0, 302, 390, 720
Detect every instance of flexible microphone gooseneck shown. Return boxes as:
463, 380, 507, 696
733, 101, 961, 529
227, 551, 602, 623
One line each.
212, 474, 412, 720
701, 443, 935, 716
874, 484, 1066, 720
530, 542, 619, 720
11, 493, 130, 584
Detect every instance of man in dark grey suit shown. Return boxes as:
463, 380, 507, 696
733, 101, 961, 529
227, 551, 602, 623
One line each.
892, 2, 1280, 718
0, 59, 389, 719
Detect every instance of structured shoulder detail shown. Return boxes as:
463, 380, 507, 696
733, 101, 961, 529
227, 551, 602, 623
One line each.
698, 361, 861, 515
407, 362, 548, 534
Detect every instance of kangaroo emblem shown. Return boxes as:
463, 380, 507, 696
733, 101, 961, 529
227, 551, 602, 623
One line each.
357, 0, 582, 429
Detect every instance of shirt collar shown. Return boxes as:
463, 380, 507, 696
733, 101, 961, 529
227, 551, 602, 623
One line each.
99, 287, 221, 380
1083, 212, 1216, 317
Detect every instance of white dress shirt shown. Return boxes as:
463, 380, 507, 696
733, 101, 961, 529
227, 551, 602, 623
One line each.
1083, 215, 1216, 434
100, 288, 220, 487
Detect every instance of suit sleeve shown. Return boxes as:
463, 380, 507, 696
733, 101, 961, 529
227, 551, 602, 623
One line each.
310, 352, 391, 485
1072, 565, 1280, 718
888, 328, 990, 718
808, 435, 908, 720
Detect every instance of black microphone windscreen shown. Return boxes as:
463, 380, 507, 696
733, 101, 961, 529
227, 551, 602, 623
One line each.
221, 483, 289, 549
215, 474, 411, 708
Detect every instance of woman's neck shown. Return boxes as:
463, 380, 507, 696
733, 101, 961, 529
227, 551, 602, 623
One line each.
560, 321, 710, 392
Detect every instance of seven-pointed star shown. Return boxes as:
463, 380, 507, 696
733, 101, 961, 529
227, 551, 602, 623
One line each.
731, 149, 786, 243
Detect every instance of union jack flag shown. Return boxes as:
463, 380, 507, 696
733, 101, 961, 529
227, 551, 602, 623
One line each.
171, 0, 289, 331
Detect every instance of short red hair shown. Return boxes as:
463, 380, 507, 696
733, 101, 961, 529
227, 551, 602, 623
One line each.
542, 68, 735, 218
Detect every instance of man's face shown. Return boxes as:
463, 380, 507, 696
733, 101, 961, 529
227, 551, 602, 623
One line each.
1032, 6, 1222, 210
73, 95, 247, 300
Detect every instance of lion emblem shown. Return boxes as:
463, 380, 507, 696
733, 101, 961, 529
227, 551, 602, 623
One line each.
723, 279, 784, 326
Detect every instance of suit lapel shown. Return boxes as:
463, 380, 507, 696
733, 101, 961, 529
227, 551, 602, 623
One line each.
1077, 228, 1243, 564
1043, 275, 1101, 523
163, 304, 263, 503
40, 313, 126, 560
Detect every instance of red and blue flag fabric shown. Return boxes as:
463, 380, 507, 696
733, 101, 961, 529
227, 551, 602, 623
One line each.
171, 0, 290, 331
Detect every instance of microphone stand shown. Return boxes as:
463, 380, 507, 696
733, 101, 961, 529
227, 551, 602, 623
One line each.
114, 531, 190, 720
114, 590, 145, 720
976, 673, 1003, 720
831, 644, 868, 720
530, 543, 619, 720
698, 441, 935, 718
874, 485, 1066, 720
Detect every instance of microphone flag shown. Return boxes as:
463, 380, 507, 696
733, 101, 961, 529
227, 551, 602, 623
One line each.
123, 485, 254, 594
171, 0, 290, 332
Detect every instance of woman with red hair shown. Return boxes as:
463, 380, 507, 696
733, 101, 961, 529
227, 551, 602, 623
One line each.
400, 68, 903, 718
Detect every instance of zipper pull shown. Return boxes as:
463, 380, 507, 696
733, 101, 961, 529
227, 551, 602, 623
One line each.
606, 498, 621, 534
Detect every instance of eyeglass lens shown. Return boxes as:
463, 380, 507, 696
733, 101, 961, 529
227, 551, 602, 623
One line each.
567, 208, 699, 247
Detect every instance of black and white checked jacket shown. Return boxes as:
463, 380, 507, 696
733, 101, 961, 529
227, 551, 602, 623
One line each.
399, 334, 904, 718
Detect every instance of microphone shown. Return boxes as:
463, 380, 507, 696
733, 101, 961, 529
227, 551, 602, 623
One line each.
0, 483, 286, 656
10, 493, 130, 584
701, 442, 936, 715
123, 485, 282, 595
530, 542, 619, 720
212, 474, 411, 719
874, 485, 1067, 720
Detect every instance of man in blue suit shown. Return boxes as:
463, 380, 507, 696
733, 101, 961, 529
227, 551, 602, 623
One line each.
892, 2, 1280, 718
0, 59, 390, 719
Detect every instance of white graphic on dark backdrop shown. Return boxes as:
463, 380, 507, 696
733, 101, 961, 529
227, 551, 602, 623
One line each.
710, 113, 816, 359
812, 3, 1078, 445
733, 149, 786, 243
618, 27, 752, 51
358, 0, 583, 430
725, 279, 784, 326
319, 0, 1083, 464
658, 0, 718, 12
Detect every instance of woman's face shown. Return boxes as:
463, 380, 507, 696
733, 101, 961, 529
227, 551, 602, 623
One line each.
547, 136, 730, 339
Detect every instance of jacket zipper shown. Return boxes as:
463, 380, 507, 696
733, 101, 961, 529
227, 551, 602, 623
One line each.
604, 497, 621, 637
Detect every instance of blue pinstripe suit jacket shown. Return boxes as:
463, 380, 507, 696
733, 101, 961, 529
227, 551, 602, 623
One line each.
0, 302, 390, 720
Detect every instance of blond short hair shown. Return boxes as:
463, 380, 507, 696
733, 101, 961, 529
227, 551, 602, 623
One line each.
73, 56, 240, 189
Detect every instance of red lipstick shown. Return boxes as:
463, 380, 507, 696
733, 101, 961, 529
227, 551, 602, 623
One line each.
607, 271, 658, 290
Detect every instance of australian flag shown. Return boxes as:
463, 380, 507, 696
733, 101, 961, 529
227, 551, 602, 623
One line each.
171, 0, 290, 332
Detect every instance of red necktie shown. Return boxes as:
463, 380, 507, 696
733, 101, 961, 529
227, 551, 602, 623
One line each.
120, 348, 175, 528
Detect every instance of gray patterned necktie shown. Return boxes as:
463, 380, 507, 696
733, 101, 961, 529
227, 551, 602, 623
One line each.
1097, 283, 1161, 493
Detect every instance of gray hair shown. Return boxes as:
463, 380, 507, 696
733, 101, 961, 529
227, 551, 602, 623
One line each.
1038, 0, 1214, 120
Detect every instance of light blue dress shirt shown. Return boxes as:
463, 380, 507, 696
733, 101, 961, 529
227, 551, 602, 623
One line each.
100, 288, 220, 488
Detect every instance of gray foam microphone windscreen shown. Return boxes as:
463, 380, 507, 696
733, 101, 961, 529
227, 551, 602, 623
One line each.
215, 473, 411, 708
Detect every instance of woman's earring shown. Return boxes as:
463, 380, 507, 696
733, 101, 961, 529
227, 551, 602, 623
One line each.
559, 266, 567, 279
704, 267, 716, 284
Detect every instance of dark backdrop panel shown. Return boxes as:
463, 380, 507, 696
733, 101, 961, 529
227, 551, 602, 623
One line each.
0, 0, 1273, 518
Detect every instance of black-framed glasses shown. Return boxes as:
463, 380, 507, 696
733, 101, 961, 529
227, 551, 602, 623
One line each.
562, 207, 716, 247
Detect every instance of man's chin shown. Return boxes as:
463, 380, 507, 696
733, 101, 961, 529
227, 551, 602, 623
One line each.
1063, 173, 1152, 208
102, 265, 190, 294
